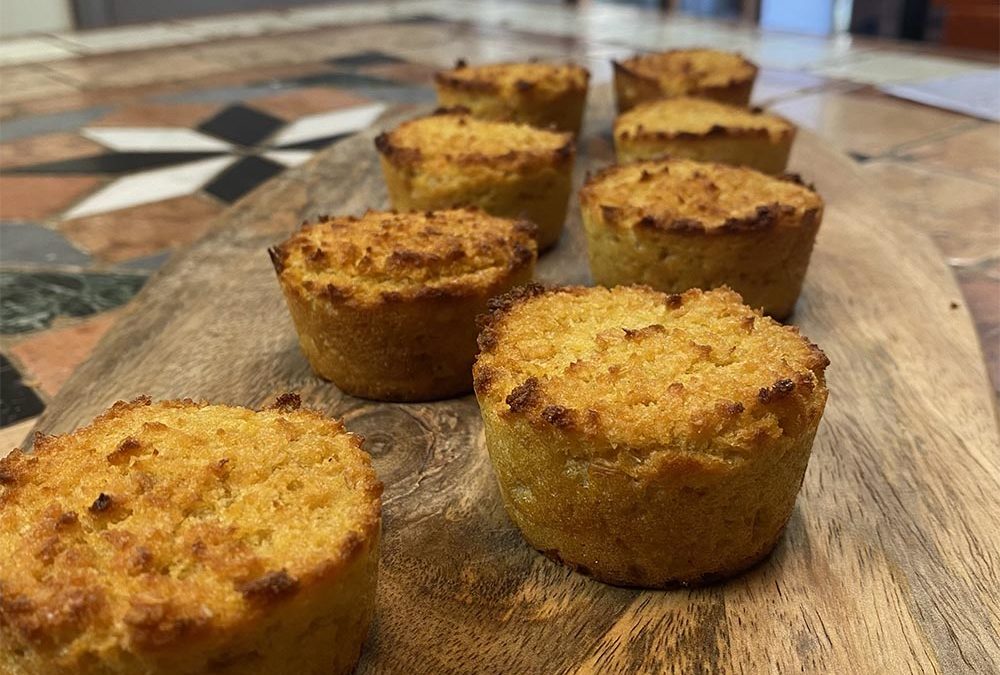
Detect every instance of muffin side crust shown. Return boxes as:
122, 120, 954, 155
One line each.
474, 285, 829, 587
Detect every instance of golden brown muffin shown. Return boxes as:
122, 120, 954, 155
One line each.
0, 395, 381, 675
613, 49, 758, 113
614, 97, 796, 173
474, 284, 829, 587
375, 109, 574, 250
434, 60, 590, 134
270, 208, 537, 401
580, 159, 823, 319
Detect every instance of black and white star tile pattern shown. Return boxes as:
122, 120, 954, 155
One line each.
7, 101, 386, 217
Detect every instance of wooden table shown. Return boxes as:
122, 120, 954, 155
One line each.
25, 83, 1000, 672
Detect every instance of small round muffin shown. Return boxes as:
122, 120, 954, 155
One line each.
474, 284, 829, 587
613, 49, 758, 113
375, 109, 574, 250
270, 208, 537, 401
0, 395, 381, 675
614, 97, 796, 173
434, 60, 590, 134
579, 159, 823, 319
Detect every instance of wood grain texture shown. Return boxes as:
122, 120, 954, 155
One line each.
22, 86, 1000, 673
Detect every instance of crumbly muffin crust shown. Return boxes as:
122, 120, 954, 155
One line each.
615, 97, 793, 144
375, 108, 573, 171
580, 159, 822, 235
0, 395, 381, 668
476, 284, 828, 451
435, 60, 589, 99
614, 49, 757, 96
270, 209, 537, 305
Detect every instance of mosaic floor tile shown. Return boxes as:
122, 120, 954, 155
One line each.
8, 151, 228, 175
82, 127, 232, 152
328, 50, 407, 68
62, 156, 234, 219
197, 104, 285, 147
8, 310, 121, 398
276, 134, 349, 152
175, 11, 305, 40
0, 64, 79, 105
0, 132, 103, 170
0, 175, 102, 221
59, 193, 223, 263
89, 102, 223, 127
114, 250, 172, 271
0, 103, 110, 143
0, 270, 146, 334
249, 87, 373, 120
0, 37, 77, 67
358, 61, 438, 86
45, 50, 230, 91
263, 150, 314, 167
270, 103, 386, 147
811, 51, 994, 85
50, 24, 201, 55
0, 223, 91, 265
0, 354, 45, 426
202, 156, 285, 203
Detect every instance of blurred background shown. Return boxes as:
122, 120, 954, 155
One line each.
2, 0, 998, 50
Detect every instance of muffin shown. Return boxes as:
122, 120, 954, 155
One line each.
613, 49, 758, 113
474, 284, 829, 587
0, 395, 381, 675
614, 97, 795, 173
580, 159, 823, 319
434, 60, 590, 134
375, 109, 574, 250
270, 208, 537, 401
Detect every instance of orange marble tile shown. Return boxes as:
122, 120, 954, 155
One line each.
8, 311, 120, 398
772, 88, 972, 157
59, 193, 223, 262
0, 132, 103, 170
90, 102, 223, 127
250, 87, 371, 120
0, 175, 103, 220
860, 160, 999, 263
899, 123, 1000, 184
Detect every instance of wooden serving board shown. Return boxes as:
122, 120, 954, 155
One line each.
26, 87, 1000, 673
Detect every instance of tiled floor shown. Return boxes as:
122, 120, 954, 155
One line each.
1, 0, 997, 441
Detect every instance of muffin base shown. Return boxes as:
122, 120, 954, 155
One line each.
582, 208, 821, 319
280, 274, 531, 402
481, 409, 818, 588
379, 157, 571, 251
435, 87, 588, 135
615, 132, 793, 174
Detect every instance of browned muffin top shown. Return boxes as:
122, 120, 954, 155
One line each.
375, 110, 572, 169
616, 49, 757, 94
435, 61, 589, 98
580, 158, 822, 234
475, 285, 829, 452
615, 96, 794, 143
0, 395, 380, 656
271, 209, 537, 304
